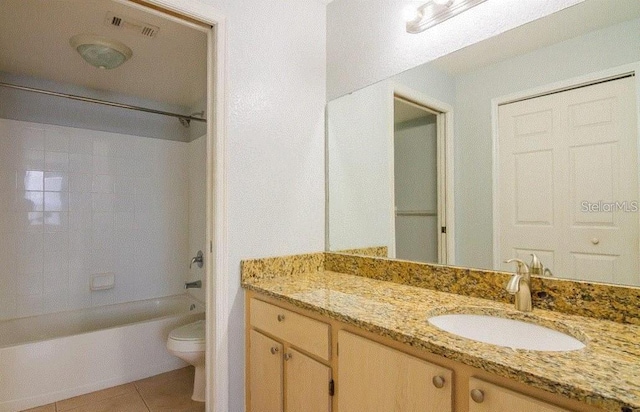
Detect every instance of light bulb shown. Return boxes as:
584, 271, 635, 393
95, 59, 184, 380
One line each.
401, 5, 422, 23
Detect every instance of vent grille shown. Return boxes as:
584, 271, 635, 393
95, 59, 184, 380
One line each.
104, 12, 159, 38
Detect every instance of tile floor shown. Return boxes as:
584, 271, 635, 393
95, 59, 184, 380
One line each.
22, 367, 205, 412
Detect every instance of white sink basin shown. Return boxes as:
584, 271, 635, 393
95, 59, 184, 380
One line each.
428, 314, 585, 351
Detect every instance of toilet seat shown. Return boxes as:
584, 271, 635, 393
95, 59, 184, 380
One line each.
167, 320, 205, 352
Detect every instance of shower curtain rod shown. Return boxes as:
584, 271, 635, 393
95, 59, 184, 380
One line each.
0, 81, 207, 123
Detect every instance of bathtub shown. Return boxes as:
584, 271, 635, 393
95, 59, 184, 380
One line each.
0, 294, 205, 412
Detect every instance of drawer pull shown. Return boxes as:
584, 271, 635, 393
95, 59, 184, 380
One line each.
432, 375, 445, 388
270, 347, 279, 355
277, 314, 285, 322
470, 389, 485, 403
284, 353, 293, 361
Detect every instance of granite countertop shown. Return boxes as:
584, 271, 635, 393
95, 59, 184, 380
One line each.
242, 270, 640, 412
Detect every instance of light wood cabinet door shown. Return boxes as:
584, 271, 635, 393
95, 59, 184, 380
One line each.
468, 377, 571, 412
285, 348, 331, 412
250, 298, 331, 361
249, 330, 284, 412
337, 330, 452, 412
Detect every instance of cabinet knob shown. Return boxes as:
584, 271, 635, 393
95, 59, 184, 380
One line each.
432, 375, 445, 388
591, 238, 600, 245
270, 347, 279, 355
470, 389, 485, 403
284, 353, 293, 361
277, 314, 285, 322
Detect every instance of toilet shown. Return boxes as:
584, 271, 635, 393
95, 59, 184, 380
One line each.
167, 320, 206, 402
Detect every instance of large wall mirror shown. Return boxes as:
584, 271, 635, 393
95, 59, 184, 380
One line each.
326, 0, 640, 287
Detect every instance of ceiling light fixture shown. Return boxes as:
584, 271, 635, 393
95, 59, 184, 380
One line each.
69, 34, 132, 69
406, 0, 488, 34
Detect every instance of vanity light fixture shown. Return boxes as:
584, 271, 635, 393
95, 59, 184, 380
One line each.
69, 34, 132, 69
406, 0, 488, 34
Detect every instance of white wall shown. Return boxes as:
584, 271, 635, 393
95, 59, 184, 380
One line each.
0, 119, 191, 320
327, 81, 393, 251
165, 1, 327, 410
454, 17, 640, 269
327, 0, 583, 100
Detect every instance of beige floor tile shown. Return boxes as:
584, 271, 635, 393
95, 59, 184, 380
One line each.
56, 383, 138, 411
135, 367, 205, 412
63, 392, 148, 412
21, 404, 56, 412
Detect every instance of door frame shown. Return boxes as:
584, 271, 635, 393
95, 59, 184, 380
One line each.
491, 62, 640, 270
126, 1, 228, 411
389, 83, 455, 264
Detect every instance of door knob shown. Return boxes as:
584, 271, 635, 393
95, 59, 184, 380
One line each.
432, 375, 445, 388
470, 389, 485, 403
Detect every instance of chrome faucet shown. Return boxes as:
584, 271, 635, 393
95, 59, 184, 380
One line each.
529, 253, 553, 277
504, 258, 532, 312
190, 250, 203, 269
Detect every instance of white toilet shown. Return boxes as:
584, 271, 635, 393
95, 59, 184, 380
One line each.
167, 320, 206, 402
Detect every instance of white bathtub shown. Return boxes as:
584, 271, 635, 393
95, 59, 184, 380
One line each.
0, 294, 205, 412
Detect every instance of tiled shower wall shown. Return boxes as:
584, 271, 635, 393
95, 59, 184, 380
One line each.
0, 118, 195, 321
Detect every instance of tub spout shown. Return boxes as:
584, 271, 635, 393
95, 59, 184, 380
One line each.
185, 280, 202, 289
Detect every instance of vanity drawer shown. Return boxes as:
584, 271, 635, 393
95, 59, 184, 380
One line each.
250, 298, 330, 361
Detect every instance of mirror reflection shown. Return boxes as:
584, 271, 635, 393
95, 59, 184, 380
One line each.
327, 0, 640, 286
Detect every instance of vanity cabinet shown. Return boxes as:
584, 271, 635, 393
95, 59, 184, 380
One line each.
248, 298, 332, 412
246, 293, 599, 412
468, 378, 570, 412
337, 330, 453, 412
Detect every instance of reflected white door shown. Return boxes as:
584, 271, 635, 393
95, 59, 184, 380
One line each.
497, 76, 639, 285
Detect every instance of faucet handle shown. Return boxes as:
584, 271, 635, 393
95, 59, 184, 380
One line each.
504, 258, 529, 275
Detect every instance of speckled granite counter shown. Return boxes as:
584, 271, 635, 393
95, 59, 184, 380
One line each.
242, 269, 640, 411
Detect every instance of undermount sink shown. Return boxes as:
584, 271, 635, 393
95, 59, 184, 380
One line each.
428, 313, 585, 352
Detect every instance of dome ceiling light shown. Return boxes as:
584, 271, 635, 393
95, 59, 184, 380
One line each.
69, 34, 132, 69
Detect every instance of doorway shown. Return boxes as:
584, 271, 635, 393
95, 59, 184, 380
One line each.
391, 91, 451, 264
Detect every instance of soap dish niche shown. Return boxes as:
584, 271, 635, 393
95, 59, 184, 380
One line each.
90, 273, 115, 291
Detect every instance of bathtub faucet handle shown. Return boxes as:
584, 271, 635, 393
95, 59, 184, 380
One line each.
190, 250, 204, 269
185, 280, 202, 289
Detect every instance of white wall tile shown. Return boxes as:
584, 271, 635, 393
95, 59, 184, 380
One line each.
1, 118, 192, 318
14, 211, 44, 233
45, 129, 69, 153
44, 172, 68, 192
44, 151, 68, 172
92, 193, 114, 212
0, 172, 16, 191
17, 170, 43, 191
92, 175, 114, 193
68, 132, 93, 155
69, 154, 93, 174
92, 156, 112, 175
44, 192, 69, 212
17, 191, 44, 212
44, 212, 69, 232
20, 150, 44, 170
69, 173, 92, 193
17, 126, 45, 151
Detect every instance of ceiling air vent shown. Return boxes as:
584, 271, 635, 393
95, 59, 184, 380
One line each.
104, 12, 159, 38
